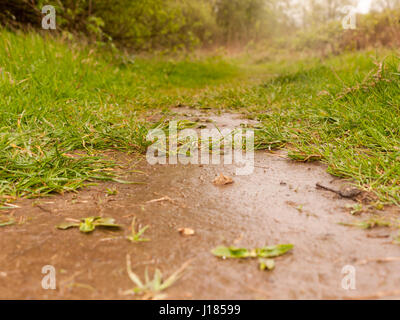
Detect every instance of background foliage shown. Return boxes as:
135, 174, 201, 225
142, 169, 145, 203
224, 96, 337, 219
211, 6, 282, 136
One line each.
1, 0, 400, 53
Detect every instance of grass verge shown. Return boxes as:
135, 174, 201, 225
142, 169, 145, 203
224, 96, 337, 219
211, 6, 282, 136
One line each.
193, 51, 400, 204
0, 30, 241, 201
2, 29, 400, 206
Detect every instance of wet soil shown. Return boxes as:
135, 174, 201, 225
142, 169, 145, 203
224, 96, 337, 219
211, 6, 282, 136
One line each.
0, 111, 400, 300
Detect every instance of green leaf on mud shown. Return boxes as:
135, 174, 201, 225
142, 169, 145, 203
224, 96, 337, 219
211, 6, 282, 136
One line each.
57, 216, 122, 233
56, 222, 80, 230
259, 258, 275, 271
212, 244, 293, 259
256, 244, 294, 258
339, 219, 392, 230
0, 219, 15, 227
95, 217, 120, 228
211, 246, 253, 258
345, 203, 363, 215
111, 179, 146, 185
79, 217, 97, 233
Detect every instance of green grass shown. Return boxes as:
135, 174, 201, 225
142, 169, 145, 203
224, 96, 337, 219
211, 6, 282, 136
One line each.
1, 29, 400, 206
192, 51, 400, 204
0, 30, 242, 201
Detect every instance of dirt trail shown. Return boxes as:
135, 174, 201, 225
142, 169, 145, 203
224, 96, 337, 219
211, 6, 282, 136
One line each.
0, 110, 400, 300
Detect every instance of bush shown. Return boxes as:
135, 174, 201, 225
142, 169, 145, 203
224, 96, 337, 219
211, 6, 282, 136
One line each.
0, 0, 280, 51
291, 9, 400, 55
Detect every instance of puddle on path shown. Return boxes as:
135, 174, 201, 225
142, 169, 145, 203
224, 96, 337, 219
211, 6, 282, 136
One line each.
0, 109, 399, 299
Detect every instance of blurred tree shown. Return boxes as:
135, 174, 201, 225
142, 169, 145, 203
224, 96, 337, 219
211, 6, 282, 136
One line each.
301, 0, 356, 27
5, 0, 394, 52
0, 0, 40, 28
371, 0, 400, 10
215, 0, 268, 44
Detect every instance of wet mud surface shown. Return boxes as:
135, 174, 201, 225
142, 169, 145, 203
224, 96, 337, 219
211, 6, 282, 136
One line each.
0, 111, 400, 300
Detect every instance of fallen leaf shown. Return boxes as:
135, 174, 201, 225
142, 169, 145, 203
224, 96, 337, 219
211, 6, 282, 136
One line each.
57, 216, 122, 233
211, 246, 251, 258
56, 221, 79, 230
178, 228, 195, 236
79, 217, 96, 233
259, 258, 275, 271
256, 244, 294, 258
0, 219, 15, 227
96, 217, 120, 228
211, 244, 293, 259
213, 173, 234, 186
339, 219, 392, 230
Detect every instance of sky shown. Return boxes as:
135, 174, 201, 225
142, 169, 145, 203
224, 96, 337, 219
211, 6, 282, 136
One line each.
356, 0, 372, 13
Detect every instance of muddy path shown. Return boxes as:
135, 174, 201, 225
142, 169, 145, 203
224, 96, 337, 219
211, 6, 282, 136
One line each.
0, 111, 400, 300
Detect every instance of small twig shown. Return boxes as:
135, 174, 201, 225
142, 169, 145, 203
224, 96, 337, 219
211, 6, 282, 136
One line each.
145, 195, 186, 208
34, 204, 52, 213
316, 182, 342, 195
146, 196, 175, 204
316, 182, 361, 199
357, 256, 400, 265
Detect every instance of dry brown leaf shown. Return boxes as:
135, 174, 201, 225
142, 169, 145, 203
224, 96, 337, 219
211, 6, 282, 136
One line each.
213, 173, 234, 186
178, 228, 195, 236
